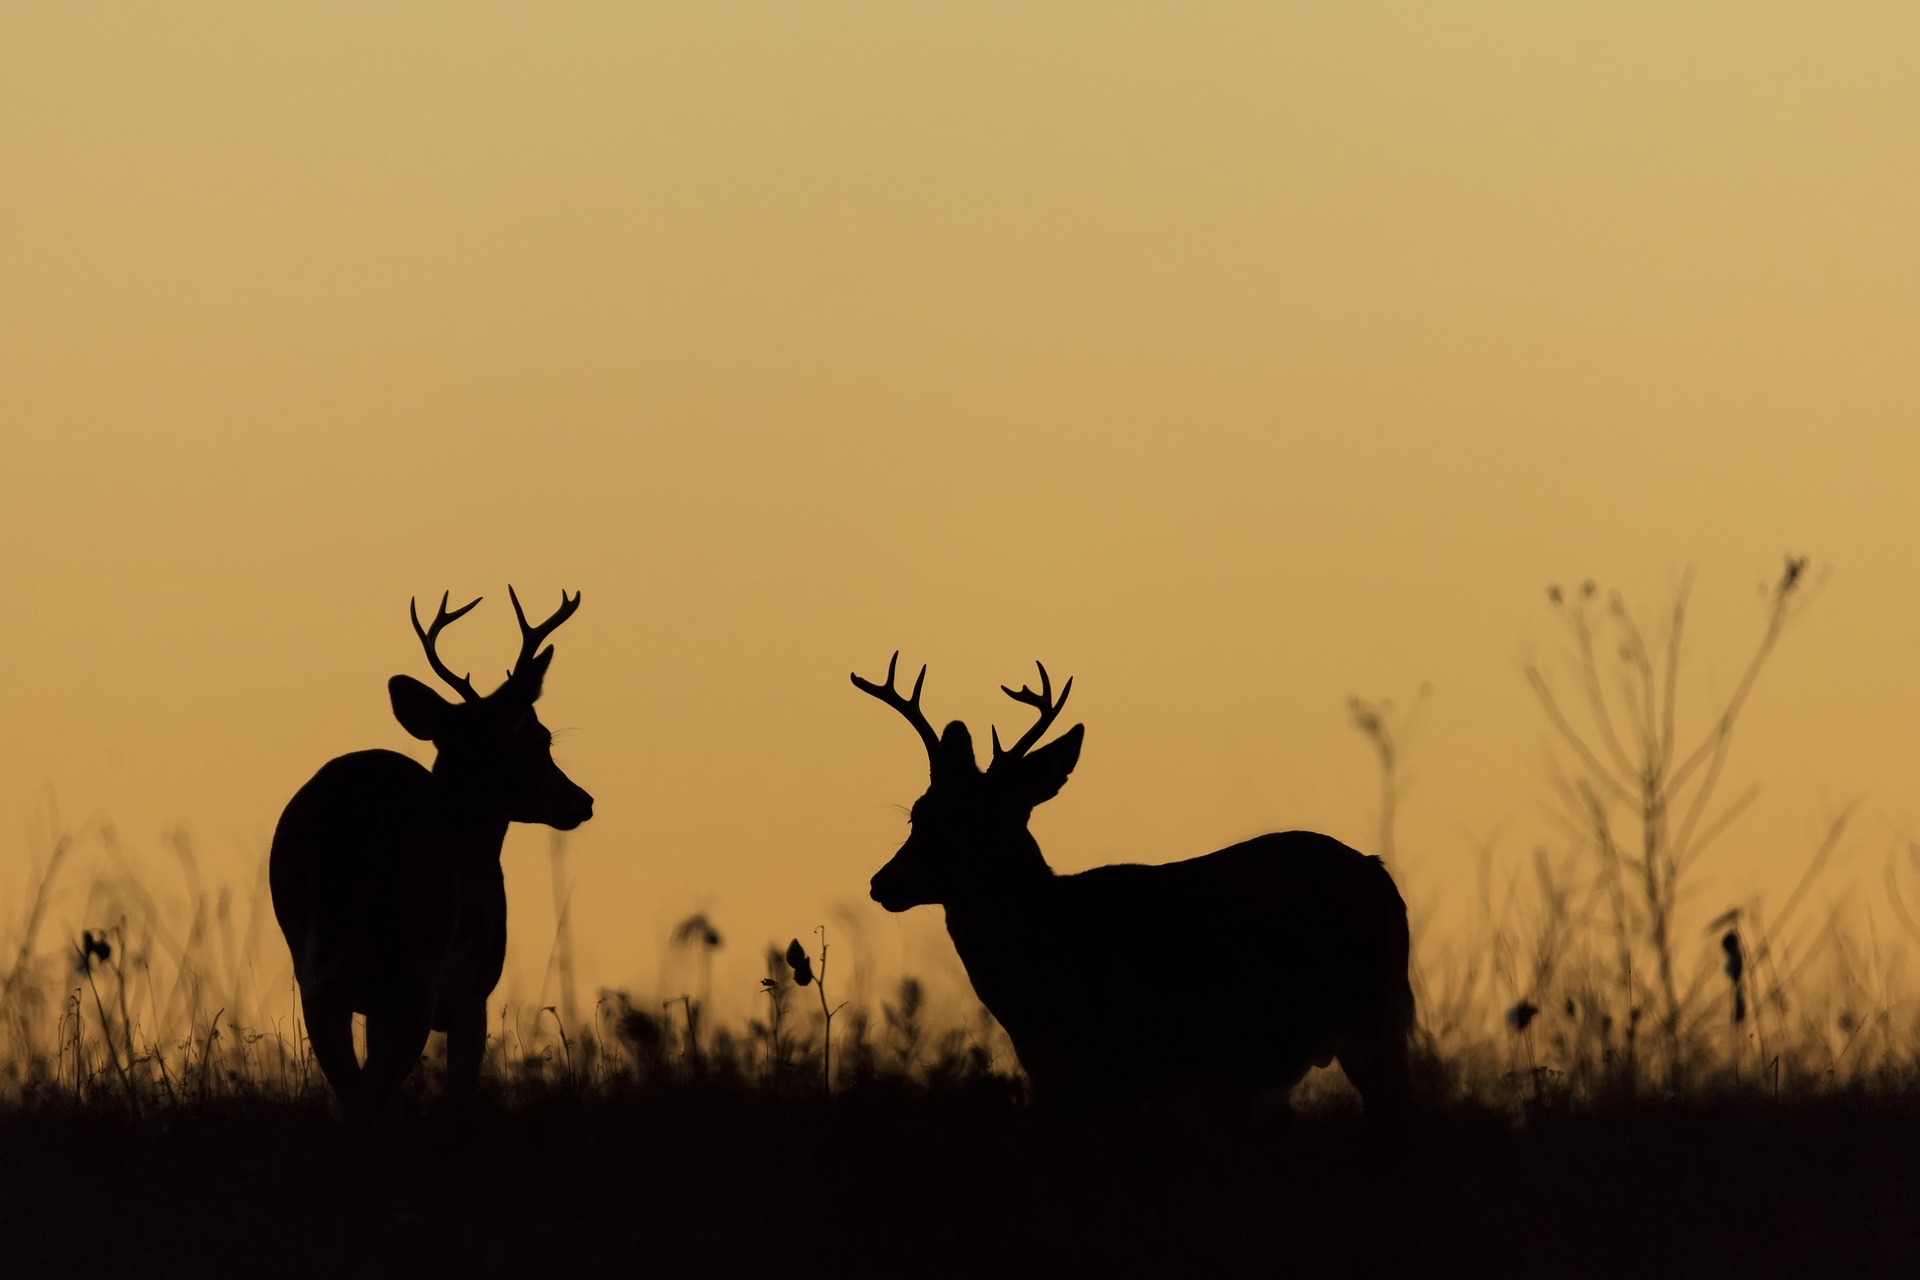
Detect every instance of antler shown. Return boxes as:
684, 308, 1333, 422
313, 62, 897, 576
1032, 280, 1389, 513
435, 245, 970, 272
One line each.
508, 585, 583, 676
991, 661, 1073, 764
851, 651, 942, 768
410, 591, 484, 703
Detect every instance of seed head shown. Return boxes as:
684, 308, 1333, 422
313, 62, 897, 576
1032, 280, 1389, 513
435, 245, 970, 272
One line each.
75, 930, 112, 975
1721, 930, 1744, 984
786, 939, 814, 987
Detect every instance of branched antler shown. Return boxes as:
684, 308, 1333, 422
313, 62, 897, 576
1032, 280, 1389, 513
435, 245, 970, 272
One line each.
851, 651, 941, 768
410, 591, 484, 702
509, 586, 583, 677
991, 661, 1073, 764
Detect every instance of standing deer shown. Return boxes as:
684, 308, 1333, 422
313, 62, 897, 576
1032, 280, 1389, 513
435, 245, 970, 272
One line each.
271, 588, 593, 1116
852, 654, 1414, 1114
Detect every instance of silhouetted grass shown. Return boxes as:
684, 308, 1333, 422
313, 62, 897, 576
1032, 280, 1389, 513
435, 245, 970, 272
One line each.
5, 1072, 1920, 1275
8, 807, 1920, 1274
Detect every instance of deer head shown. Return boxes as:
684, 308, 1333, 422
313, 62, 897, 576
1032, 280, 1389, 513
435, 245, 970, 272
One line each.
852, 653, 1082, 911
390, 587, 595, 830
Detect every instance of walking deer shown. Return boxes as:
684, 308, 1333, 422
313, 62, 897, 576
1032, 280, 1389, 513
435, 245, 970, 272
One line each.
271, 589, 592, 1116
852, 654, 1414, 1114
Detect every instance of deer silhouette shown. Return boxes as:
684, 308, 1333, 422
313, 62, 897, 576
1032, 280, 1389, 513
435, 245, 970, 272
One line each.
271, 589, 592, 1116
852, 653, 1414, 1114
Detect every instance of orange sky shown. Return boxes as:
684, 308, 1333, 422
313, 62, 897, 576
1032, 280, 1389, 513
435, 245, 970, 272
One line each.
4, 5, 1919, 1024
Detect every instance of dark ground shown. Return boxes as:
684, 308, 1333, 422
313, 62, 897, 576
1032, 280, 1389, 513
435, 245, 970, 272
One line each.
3, 1086, 1917, 1277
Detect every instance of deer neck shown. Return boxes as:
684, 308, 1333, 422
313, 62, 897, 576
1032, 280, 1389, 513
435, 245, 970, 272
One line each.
426, 768, 514, 863
940, 836, 1057, 967
939, 845, 1067, 1048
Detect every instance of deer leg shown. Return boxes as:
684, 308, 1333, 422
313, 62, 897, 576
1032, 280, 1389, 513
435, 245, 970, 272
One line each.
444, 998, 489, 1107
301, 990, 364, 1114
1335, 1020, 1414, 1122
359, 1002, 433, 1116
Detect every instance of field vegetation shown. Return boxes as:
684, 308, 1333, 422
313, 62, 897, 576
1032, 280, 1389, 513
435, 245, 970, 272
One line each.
5, 560, 1919, 1274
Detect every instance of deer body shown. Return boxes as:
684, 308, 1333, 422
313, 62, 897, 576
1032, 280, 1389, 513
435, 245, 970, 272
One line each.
854, 655, 1414, 1113
273, 751, 509, 1032
944, 834, 1410, 1102
271, 590, 591, 1116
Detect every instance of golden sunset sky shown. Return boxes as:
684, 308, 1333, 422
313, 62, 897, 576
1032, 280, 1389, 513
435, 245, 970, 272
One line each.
4, 5, 1918, 1021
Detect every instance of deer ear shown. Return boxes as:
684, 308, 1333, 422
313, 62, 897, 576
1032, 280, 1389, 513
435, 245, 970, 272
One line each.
502, 646, 554, 704
389, 676, 458, 741
937, 721, 977, 774
1015, 724, 1083, 806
